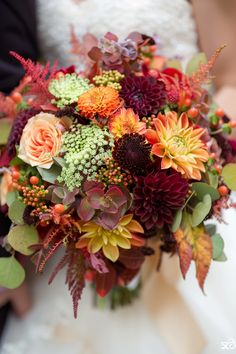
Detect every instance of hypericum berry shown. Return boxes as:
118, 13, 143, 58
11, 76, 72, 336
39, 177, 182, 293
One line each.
11, 92, 22, 104
215, 107, 224, 118
229, 121, 236, 128
184, 98, 192, 107
188, 107, 199, 119
54, 204, 65, 214
12, 170, 20, 181
30, 176, 39, 185
218, 185, 229, 196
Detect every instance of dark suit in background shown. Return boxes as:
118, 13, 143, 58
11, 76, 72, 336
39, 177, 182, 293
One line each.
0, 0, 38, 93
0, 0, 38, 337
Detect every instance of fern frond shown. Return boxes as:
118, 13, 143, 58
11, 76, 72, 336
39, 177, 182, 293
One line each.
66, 246, 85, 318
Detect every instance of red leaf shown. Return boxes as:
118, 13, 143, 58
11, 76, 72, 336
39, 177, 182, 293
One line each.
119, 248, 145, 270
95, 263, 116, 297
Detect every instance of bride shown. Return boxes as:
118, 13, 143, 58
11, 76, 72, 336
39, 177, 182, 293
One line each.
1, 1, 236, 354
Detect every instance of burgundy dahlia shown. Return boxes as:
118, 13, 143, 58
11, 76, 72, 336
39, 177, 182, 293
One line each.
132, 170, 188, 230
112, 133, 152, 175
0, 108, 39, 166
120, 74, 167, 117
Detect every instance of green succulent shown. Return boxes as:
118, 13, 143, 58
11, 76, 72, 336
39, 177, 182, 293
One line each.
49, 73, 93, 108
58, 123, 114, 191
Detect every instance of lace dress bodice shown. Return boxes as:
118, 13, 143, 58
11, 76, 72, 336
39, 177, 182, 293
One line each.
37, 0, 198, 66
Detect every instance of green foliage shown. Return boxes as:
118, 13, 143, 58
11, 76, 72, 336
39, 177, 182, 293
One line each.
7, 225, 39, 256
166, 59, 182, 71
37, 163, 62, 184
186, 53, 207, 76
0, 256, 25, 289
211, 233, 226, 261
222, 163, 236, 191
0, 118, 12, 145
171, 208, 183, 232
191, 194, 212, 227
6, 190, 18, 207
205, 224, 216, 236
8, 200, 25, 224
192, 182, 220, 202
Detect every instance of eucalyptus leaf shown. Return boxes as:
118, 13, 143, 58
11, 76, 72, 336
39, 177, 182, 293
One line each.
53, 157, 67, 168
205, 224, 216, 236
212, 233, 224, 259
186, 52, 207, 76
0, 118, 12, 145
171, 208, 183, 232
37, 164, 62, 184
207, 172, 219, 189
7, 225, 39, 256
192, 182, 220, 202
6, 190, 18, 207
191, 194, 212, 227
0, 256, 25, 289
214, 251, 227, 262
166, 59, 182, 71
222, 164, 236, 191
8, 200, 25, 224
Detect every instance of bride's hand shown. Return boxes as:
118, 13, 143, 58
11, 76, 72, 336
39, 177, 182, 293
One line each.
0, 282, 32, 317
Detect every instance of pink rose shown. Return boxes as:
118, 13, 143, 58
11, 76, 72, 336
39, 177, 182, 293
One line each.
18, 113, 62, 169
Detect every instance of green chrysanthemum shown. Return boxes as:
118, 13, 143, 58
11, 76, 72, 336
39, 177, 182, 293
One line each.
49, 73, 93, 108
58, 123, 114, 191
93, 70, 124, 91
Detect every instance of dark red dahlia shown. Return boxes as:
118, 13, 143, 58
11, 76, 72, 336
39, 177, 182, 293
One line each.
112, 133, 152, 175
0, 108, 39, 166
120, 74, 167, 117
132, 170, 188, 230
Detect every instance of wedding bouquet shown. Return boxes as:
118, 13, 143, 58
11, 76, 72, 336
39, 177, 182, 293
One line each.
0, 32, 236, 317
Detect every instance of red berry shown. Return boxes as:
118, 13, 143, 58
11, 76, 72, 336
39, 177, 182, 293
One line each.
30, 176, 39, 185
85, 270, 95, 282
97, 288, 107, 298
229, 121, 236, 128
215, 107, 224, 118
218, 185, 229, 196
188, 107, 199, 118
54, 204, 65, 214
12, 170, 20, 180
55, 72, 64, 79
11, 92, 22, 104
184, 98, 192, 107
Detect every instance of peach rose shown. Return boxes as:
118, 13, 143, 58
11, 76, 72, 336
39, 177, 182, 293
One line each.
18, 113, 62, 169
0, 170, 13, 206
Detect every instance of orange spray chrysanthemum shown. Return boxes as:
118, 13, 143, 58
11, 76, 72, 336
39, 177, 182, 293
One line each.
145, 111, 209, 180
109, 107, 146, 138
77, 86, 121, 119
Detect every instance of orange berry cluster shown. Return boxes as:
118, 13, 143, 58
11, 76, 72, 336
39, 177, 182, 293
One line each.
17, 182, 49, 213
141, 114, 156, 128
97, 157, 133, 187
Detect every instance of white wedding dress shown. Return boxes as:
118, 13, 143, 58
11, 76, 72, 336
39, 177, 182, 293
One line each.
1, 1, 236, 354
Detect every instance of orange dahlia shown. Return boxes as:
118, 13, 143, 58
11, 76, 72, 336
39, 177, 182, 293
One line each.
145, 111, 209, 180
77, 86, 121, 119
109, 107, 146, 138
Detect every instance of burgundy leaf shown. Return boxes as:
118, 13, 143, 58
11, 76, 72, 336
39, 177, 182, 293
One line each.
119, 248, 145, 270
77, 197, 95, 221
90, 253, 109, 274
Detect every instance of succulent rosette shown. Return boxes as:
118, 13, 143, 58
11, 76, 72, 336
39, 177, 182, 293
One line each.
0, 32, 236, 316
